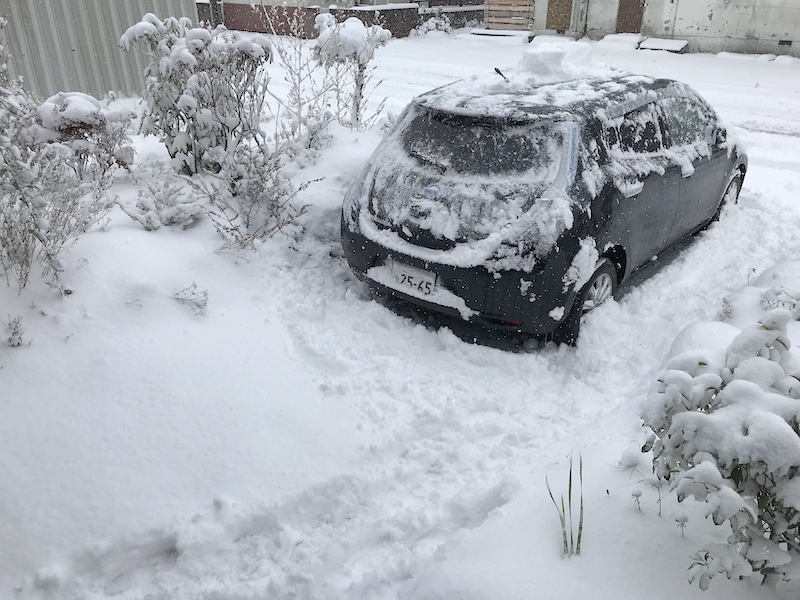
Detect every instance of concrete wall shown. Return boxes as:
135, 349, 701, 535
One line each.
642, 0, 800, 56
0, 0, 199, 99
583, 0, 618, 37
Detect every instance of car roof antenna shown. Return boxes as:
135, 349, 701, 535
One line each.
494, 67, 509, 83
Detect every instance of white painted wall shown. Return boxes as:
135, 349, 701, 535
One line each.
0, 0, 199, 99
584, 0, 618, 37
641, 0, 800, 55
533, 0, 549, 29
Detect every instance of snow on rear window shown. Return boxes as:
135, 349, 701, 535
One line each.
401, 109, 561, 176
366, 106, 567, 244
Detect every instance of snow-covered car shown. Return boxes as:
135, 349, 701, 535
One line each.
341, 72, 747, 344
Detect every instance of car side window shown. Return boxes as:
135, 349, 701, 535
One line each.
661, 97, 710, 147
605, 104, 664, 155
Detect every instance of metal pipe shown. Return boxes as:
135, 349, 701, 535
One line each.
210, 0, 224, 27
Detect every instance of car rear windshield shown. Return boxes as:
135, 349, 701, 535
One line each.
401, 107, 564, 178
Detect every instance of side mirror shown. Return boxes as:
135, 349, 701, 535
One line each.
705, 124, 726, 147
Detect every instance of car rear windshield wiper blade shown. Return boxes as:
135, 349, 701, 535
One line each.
409, 149, 448, 174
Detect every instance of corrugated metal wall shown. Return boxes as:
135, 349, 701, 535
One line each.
0, 0, 198, 99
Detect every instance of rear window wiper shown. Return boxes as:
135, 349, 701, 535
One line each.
408, 149, 448, 174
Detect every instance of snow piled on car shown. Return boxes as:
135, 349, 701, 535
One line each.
346, 110, 577, 273
415, 39, 623, 121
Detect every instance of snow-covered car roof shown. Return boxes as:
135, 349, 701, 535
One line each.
413, 74, 684, 124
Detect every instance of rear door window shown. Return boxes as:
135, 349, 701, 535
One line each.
605, 104, 665, 155
401, 108, 564, 177
660, 97, 711, 147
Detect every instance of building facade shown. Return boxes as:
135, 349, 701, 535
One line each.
534, 0, 800, 56
0, 0, 198, 99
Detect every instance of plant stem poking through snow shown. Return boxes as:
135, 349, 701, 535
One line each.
172, 283, 208, 316
675, 514, 688, 537
546, 452, 583, 557
7, 314, 23, 347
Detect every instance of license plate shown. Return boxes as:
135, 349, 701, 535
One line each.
390, 260, 437, 296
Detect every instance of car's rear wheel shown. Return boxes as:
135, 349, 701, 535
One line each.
551, 259, 618, 346
710, 174, 742, 224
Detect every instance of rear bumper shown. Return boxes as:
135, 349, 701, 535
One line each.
342, 215, 577, 335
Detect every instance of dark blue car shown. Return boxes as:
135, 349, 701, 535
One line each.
341, 74, 747, 344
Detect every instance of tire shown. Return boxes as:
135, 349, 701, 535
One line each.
709, 174, 742, 225
551, 259, 618, 346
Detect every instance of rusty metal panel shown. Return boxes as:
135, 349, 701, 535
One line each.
545, 0, 572, 30
0, 0, 198, 99
616, 0, 644, 33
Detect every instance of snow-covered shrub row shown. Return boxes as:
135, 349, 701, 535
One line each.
641, 263, 800, 591
120, 14, 318, 247
120, 14, 272, 175
118, 13, 393, 247
0, 18, 113, 291
314, 15, 391, 131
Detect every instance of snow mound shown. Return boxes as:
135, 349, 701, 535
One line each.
403, 559, 514, 600
517, 40, 594, 79
774, 55, 800, 66
37, 92, 104, 129
669, 321, 740, 357
596, 33, 645, 50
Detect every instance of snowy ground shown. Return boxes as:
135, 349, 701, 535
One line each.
3, 30, 800, 599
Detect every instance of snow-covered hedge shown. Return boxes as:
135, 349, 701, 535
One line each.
120, 14, 272, 174
120, 14, 315, 247
642, 264, 800, 591
0, 18, 112, 291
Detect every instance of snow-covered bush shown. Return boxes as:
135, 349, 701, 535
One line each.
642, 304, 800, 589
120, 14, 272, 174
261, 9, 334, 160
414, 15, 452, 36
120, 164, 205, 231
314, 15, 391, 131
0, 18, 112, 291
36, 92, 135, 178
195, 141, 312, 251
120, 13, 316, 248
